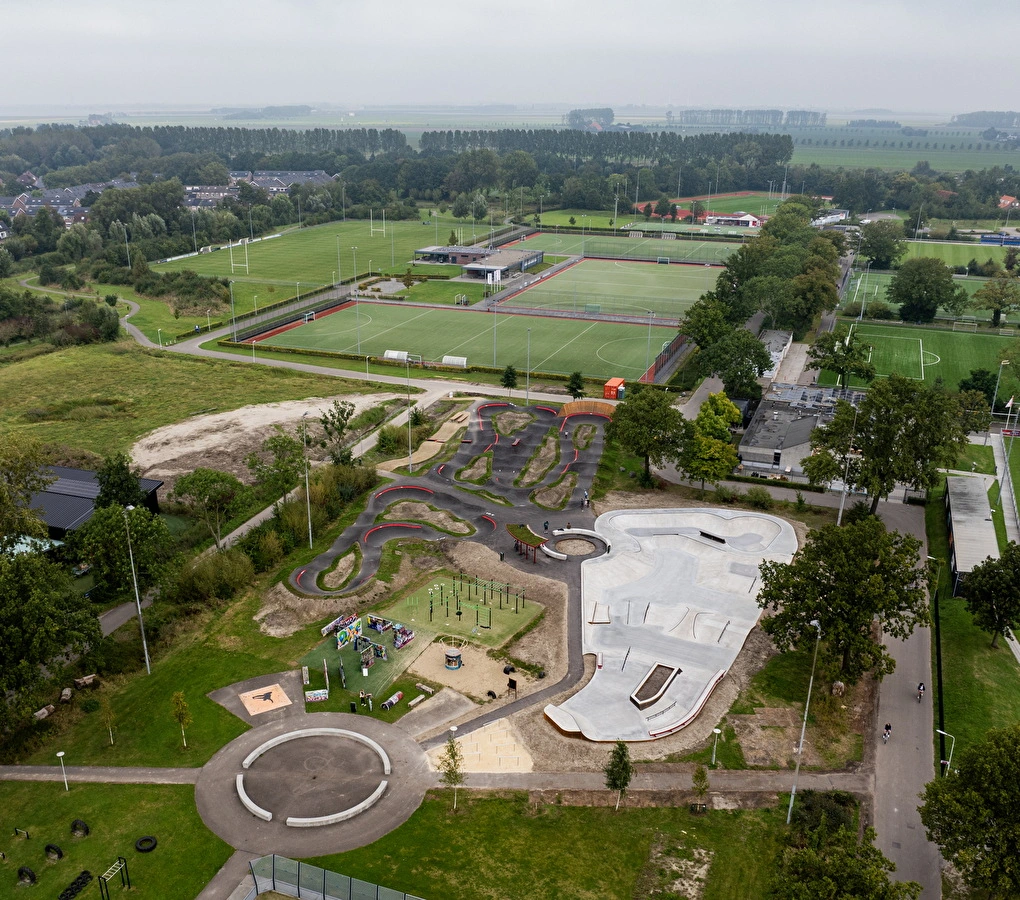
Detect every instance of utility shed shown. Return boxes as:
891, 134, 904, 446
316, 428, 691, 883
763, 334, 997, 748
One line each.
944, 476, 999, 595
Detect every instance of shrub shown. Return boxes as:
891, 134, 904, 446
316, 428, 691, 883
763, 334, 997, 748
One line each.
176, 548, 254, 605
714, 485, 742, 504
744, 485, 775, 510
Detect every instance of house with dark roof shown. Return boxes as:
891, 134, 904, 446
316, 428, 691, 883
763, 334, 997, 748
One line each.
31, 467, 163, 540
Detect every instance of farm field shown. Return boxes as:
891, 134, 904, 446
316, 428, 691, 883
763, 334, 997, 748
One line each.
259, 302, 677, 380
816, 322, 1014, 389
519, 231, 742, 263
505, 258, 716, 320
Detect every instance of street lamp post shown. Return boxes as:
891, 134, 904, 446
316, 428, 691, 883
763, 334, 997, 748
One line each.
406, 360, 413, 474
986, 359, 1011, 444
352, 246, 358, 280
711, 728, 722, 767
206, 309, 211, 331
229, 281, 236, 342
336, 236, 343, 290
301, 412, 313, 550
836, 406, 861, 526
936, 729, 956, 776
525, 328, 531, 405
123, 505, 151, 675
787, 619, 822, 824
56, 751, 68, 791
157, 328, 162, 350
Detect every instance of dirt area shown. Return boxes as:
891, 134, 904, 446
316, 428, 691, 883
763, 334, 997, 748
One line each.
459, 453, 489, 482
382, 501, 472, 535
130, 393, 399, 493
635, 838, 714, 900
572, 423, 596, 450
556, 538, 595, 556
254, 582, 357, 638
533, 472, 575, 509
322, 551, 358, 589
518, 434, 558, 487
409, 641, 528, 702
494, 411, 533, 434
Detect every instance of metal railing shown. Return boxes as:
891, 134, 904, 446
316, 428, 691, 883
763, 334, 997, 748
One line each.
244, 855, 426, 900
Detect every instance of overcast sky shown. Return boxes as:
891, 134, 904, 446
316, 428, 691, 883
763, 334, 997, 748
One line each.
5, 0, 1018, 118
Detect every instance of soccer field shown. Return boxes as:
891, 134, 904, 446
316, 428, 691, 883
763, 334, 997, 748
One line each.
843, 270, 1006, 321
259, 302, 678, 380
519, 231, 742, 263
901, 240, 1012, 269
815, 322, 1014, 389
502, 259, 716, 320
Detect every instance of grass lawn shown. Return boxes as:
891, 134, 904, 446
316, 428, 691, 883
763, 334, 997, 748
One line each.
816, 322, 1015, 390
0, 783, 232, 900
519, 230, 742, 264
842, 269, 1011, 322
792, 145, 1020, 172
0, 340, 378, 453
506, 258, 716, 320
900, 240, 1013, 269
261, 303, 677, 380
399, 278, 488, 305
926, 482, 1020, 763
154, 215, 483, 291
311, 792, 785, 900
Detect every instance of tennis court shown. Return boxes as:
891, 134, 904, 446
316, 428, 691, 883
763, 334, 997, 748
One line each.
502, 259, 717, 320
518, 231, 743, 264
816, 322, 1015, 389
259, 302, 678, 380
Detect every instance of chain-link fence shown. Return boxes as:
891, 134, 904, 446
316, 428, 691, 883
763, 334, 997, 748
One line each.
244, 855, 426, 900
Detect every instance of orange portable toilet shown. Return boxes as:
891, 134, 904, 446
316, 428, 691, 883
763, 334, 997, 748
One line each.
604, 377, 625, 400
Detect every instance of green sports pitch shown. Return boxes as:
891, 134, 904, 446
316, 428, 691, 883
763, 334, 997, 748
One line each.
900, 240, 1012, 269
501, 258, 717, 320
816, 322, 1014, 390
519, 231, 743, 263
259, 303, 678, 380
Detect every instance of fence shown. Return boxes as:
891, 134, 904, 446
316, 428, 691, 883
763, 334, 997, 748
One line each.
244, 855, 426, 900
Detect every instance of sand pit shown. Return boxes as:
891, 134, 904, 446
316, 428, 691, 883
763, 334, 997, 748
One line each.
409, 641, 530, 702
130, 393, 399, 490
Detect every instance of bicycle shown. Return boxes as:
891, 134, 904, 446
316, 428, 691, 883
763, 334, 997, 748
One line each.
882, 724, 892, 744
917, 683, 926, 703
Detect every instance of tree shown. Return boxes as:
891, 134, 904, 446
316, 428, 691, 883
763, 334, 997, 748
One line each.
171, 691, 192, 749
859, 219, 906, 269
607, 388, 693, 486
170, 468, 247, 549
0, 552, 101, 731
245, 429, 304, 504
960, 541, 1020, 648
604, 740, 633, 810
692, 764, 709, 805
681, 393, 741, 491
318, 399, 356, 466
680, 297, 731, 349
94, 452, 146, 509
697, 329, 773, 400
437, 733, 466, 809
973, 272, 1020, 327
758, 518, 927, 683
501, 364, 518, 396
888, 257, 968, 323
771, 826, 921, 900
958, 367, 999, 408
0, 433, 51, 553
919, 722, 1020, 896
567, 371, 585, 400
804, 378, 969, 514
805, 325, 877, 389
72, 504, 173, 603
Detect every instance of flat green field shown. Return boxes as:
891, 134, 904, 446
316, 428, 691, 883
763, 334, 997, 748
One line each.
817, 322, 1014, 389
520, 231, 742, 263
792, 146, 1020, 172
261, 303, 677, 380
843, 269, 1018, 323
155, 215, 488, 302
901, 240, 1012, 268
506, 258, 716, 319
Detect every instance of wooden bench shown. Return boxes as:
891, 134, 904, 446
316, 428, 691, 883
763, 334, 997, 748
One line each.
407, 694, 427, 709
415, 682, 435, 695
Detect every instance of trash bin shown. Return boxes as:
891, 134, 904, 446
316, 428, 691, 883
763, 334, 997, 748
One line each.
499, 551, 505, 561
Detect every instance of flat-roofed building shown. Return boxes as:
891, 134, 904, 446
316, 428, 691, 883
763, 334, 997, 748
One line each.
944, 476, 999, 595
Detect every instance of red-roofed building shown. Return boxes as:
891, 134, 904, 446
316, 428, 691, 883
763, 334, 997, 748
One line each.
999, 195, 1018, 209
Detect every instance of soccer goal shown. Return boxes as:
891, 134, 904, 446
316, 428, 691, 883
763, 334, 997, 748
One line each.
302, 311, 315, 323
952, 321, 978, 332
657, 257, 670, 264
584, 303, 602, 315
